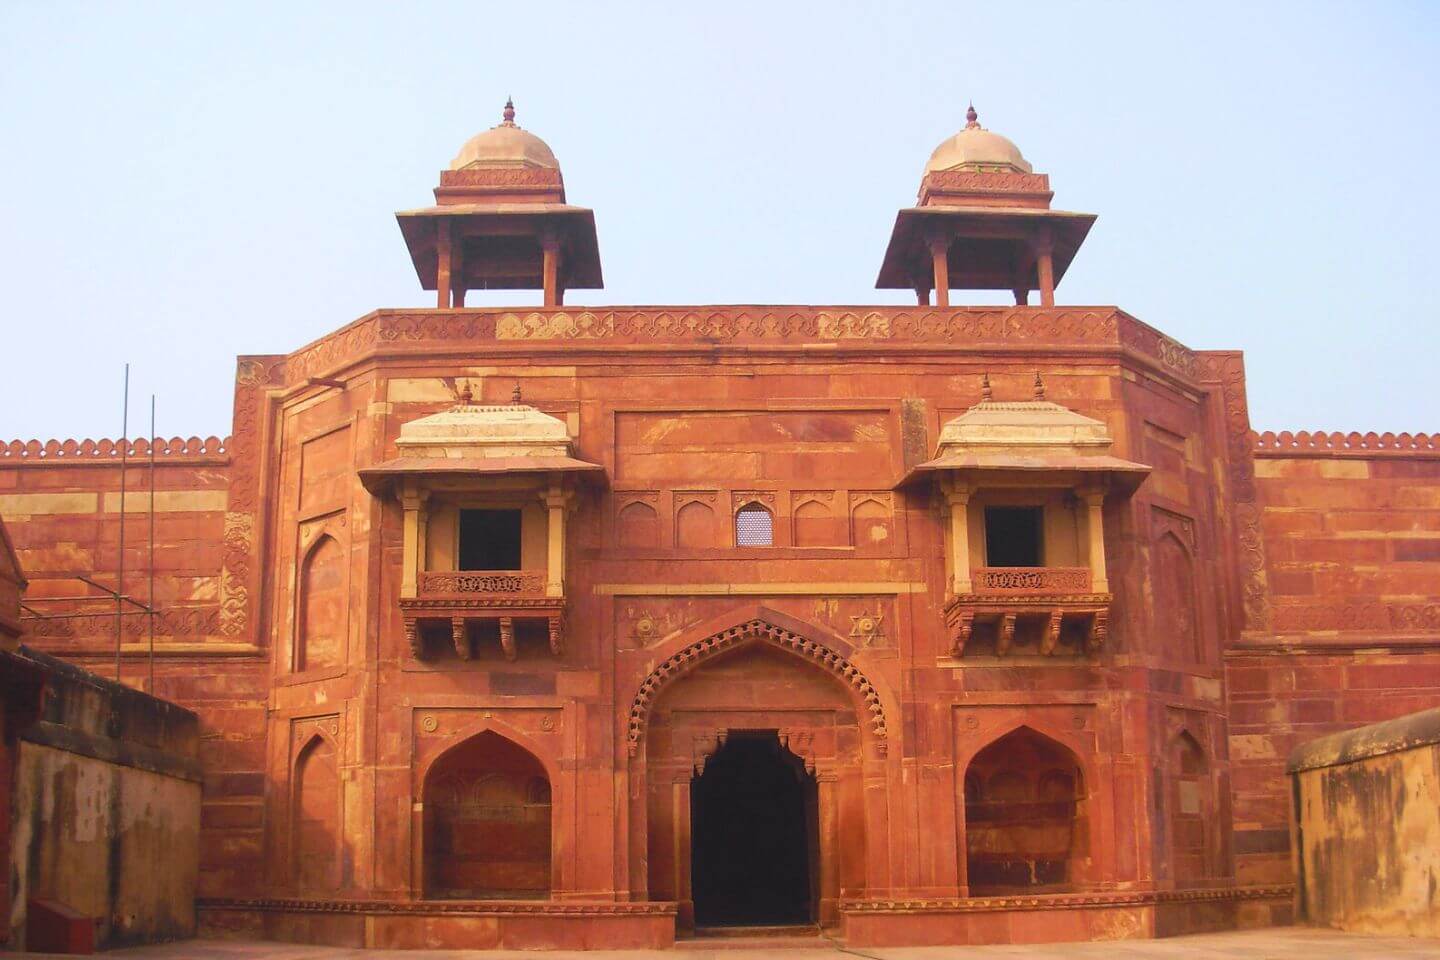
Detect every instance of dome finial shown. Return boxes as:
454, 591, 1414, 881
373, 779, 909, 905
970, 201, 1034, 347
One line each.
981, 372, 993, 402
966, 102, 979, 128
456, 379, 474, 407
1034, 371, 1046, 401
502, 96, 516, 125
512, 381, 523, 404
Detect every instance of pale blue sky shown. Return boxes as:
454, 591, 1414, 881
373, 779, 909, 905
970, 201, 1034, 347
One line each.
2, 2, 1436, 440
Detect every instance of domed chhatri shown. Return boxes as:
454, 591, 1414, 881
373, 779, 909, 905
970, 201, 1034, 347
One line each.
876, 101, 1094, 309
395, 96, 603, 308
924, 104, 1033, 175
449, 98, 560, 171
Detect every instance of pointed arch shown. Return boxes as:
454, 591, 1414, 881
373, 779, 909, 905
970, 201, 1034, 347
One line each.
422, 728, 553, 898
617, 500, 660, 548
962, 725, 1088, 892
675, 499, 716, 549
734, 501, 774, 546
850, 497, 893, 549
626, 611, 889, 756
793, 498, 840, 547
1167, 728, 1210, 884
292, 731, 341, 892
296, 532, 345, 672
1154, 530, 1201, 663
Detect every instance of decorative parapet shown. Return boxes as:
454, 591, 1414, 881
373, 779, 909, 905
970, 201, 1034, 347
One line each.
1, 436, 230, 463
1252, 430, 1440, 458
280, 307, 1199, 388
417, 570, 546, 596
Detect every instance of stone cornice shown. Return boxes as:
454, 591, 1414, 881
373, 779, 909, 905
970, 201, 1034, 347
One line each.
0, 435, 230, 466
277, 306, 1201, 391
197, 897, 676, 916
840, 884, 1294, 913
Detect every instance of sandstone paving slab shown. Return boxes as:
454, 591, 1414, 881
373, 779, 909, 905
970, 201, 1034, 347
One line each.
10, 928, 1437, 960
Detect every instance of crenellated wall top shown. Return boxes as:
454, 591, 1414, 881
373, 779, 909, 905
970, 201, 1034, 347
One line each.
1252, 430, 1440, 459
0, 435, 230, 465
280, 305, 1201, 387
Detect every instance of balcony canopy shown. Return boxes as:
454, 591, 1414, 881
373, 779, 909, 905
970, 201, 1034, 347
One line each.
360, 385, 605, 496
900, 376, 1149, 492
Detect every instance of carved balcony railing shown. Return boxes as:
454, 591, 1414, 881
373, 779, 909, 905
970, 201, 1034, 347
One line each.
946, 566, 1110, 660
418, 570, 547, 597
973, 567, 1091, 595
402, 569, 562, 663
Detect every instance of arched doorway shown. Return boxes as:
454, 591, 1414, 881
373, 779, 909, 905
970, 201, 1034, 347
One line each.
963, 726, 1088, 893
633, 615, 887, 930
422, 730, 552, 899
1168, 730, 1209, 885
691, 731, 817, 927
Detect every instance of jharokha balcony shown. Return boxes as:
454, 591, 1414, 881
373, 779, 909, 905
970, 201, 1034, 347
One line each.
944, 565, 1111, 659
401, 569, 563, 662
897, 373, 1149, 660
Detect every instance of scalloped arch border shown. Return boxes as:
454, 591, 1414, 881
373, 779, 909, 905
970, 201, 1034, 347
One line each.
625, 617, 888, 756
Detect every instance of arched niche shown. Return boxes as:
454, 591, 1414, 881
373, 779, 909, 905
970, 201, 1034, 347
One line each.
851, 497, 892, 550
963, 725, 1088, 893
293, 733, 342, 892
793, 498, 841, 547
675, 500, 716, 550
1168, 729, 1210, 885
617, 500, 660, 548
422, 730, 552, 899
1154, 530, 1201, 664
296, 533, 345, 672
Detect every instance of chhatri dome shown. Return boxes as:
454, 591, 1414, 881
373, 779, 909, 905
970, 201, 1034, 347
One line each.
449, 98, 560, 171
924, 104, 1033, 174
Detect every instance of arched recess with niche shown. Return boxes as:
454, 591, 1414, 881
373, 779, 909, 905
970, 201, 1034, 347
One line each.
962, 725, 1090, 893
793, 498, 841, 547
420, 729, 554, 899
1167, 729, 1210, 885
296, 532, 346, 672
675, 499, 717, 549
626, 609, 891, 929
617, 500, 660, 548
1153, 529, 1202, 664
850, 497, 893, 550
292, 732, 342, 892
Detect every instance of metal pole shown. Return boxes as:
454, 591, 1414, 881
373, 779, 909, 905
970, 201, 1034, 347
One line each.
115, 363, 129, 684
148, 394, 156, 693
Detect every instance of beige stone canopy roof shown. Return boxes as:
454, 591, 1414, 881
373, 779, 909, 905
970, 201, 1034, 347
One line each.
450, 99, 559, 171
359, 387, 605, 494
925, 105, 1033, 174
899, 381, 1150, 490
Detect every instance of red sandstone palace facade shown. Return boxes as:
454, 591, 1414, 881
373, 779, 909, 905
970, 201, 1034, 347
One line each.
3, 103, 1438, 949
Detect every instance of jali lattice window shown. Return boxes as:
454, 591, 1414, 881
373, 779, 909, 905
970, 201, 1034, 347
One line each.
735, 503, 774, 547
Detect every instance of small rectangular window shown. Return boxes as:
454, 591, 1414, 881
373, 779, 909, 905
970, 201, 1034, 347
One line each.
459, 509, 522, 570
984, 507, 1043, 567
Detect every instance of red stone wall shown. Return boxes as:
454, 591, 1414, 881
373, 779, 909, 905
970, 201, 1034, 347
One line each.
0, 439, 274, 900
1227, 439, 1440, 885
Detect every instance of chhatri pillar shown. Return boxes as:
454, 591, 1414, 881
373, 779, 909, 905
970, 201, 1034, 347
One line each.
396, 99, 603, 308
876, 104, 1094, 308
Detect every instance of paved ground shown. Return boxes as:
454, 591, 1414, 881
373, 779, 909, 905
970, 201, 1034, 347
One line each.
14, 928, 1433, 959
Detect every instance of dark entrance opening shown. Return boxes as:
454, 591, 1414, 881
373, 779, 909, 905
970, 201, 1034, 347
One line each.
984, 506, 1044, 567
459, 508, 522, 570
691, 731, 817, 927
